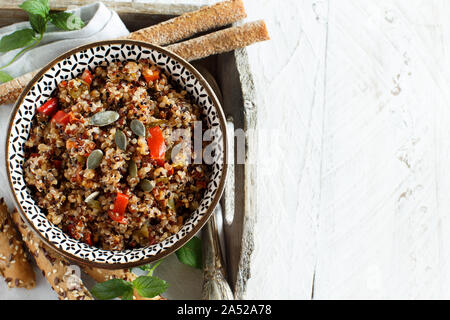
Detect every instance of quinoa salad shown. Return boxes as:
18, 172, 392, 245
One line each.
23, 59, 210, 251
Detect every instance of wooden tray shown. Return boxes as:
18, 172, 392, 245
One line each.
0, 0, 257, 299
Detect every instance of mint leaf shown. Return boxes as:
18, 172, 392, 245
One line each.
0, 71, 13, 83
19, 0, 49, 17
91, 279, 133, 300
29, 13, 47, 34
120, 287, 134, 300
37, 0, 49, 7
50, 12, 85, 31
0, 29, 36, 53
175, 236, 202, 269
133, 276, 168, 298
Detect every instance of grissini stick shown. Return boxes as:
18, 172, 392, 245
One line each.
128, 0, 246, 46
0, 20, 269, 105
0, 70, 38, 105
10, 210, 93, 300
83, 266, 166, 300
167, 20, 270, 62
0, 199, 36, 289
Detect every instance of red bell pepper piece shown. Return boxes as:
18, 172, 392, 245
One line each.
147, 126, 166, 166
37, 97, 58, 117
108, 211, 128, 225
51, 110, 70, 126
80, 69, 93, 85
109, 193, 129, 224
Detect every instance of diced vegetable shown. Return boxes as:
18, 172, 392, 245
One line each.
66, 139, 77, 150
51, 110, 70, 126
80, 69, 93, 85
68, 112, 83, 124
147, 126, 166, 166
109, 193, 129, 224
108, 211, 128, 225
142, 67, 160, 83
113, 193, 129, 215
37, 97, 58, 117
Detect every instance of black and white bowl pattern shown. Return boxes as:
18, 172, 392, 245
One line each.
7, 41, 226, 267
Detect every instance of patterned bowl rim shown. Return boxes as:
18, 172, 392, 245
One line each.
5, 39, 228, 269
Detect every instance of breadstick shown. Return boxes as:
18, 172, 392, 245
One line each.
167, 20, 270, 61
0, 70, 38, 105
0, 199, 35, 289
10, 210, 93, 300
128, 0, 246, 46
83, 266, 136, 283
83, 266, 166, 300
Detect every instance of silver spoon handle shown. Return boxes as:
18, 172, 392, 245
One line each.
202, 211, 234, 300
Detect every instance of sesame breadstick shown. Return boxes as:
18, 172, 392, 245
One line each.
83, 266, 165, 300
128, 0, 246, 46
0, 70, 38, 105
10, 210, 93, 300
83, 266, 137, 283
0, 199, 36, 289
167, 20, 270, 61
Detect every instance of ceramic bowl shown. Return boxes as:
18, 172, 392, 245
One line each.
6, 40, 227, 269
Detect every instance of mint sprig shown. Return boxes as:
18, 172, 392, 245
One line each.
133, 276, 169, 299
90, 236, 203, 300
19, 0, 49, 17
91, 279, 134, 300
175, 236, 203, 269
0, 0, 85, 83
91, 260, 168, 300
0, 29, 36, 53
50, 12, 85, 31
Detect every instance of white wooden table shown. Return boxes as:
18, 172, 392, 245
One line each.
2, 0, 449, 300
243, 0, 450, 299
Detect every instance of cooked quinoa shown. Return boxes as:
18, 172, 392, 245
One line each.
23, 59, 210, 251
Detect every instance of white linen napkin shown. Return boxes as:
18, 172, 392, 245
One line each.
0, 3, 204, 300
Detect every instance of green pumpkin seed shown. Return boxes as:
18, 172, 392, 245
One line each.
115, 130, 127, 151
130, 119, 146, 137
85, 191, 100, 203
128, 160, 137, 178
86, 149, 103, 169
139, 179, 156, 192
87, 199, 101, 210
89, 111, 119, 126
